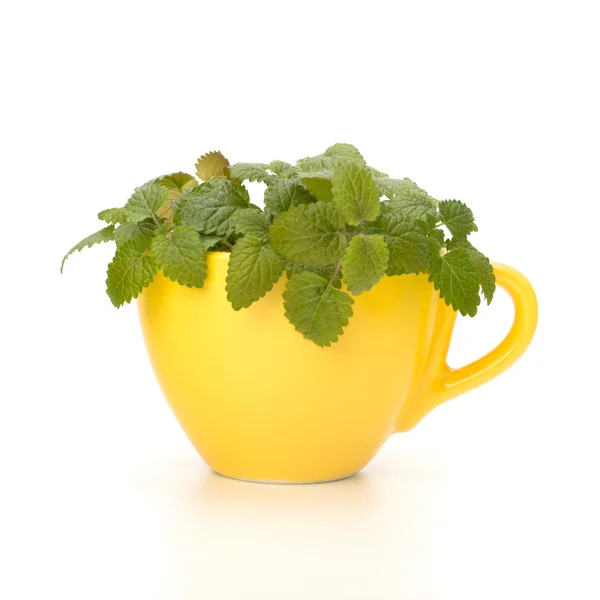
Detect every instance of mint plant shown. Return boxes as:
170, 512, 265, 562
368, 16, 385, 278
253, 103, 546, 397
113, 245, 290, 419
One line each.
62, 144, 495, 347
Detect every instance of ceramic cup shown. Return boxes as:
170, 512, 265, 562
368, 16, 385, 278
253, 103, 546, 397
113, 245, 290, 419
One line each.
138, 253, 537, 483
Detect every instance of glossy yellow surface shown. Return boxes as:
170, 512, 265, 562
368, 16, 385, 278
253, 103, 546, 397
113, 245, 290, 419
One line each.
138, 253, 537, 483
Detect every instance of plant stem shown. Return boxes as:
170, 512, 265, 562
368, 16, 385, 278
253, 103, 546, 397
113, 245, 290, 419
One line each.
328, 259, 343, 287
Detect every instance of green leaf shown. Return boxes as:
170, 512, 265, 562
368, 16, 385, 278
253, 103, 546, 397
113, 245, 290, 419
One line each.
395, 179, 432, 203
438, 200, 475, 238
429, 248, 481, 316
297, 143, 366, 172
298, 170, 332, 180
225, 236, 285, 310
154, 172, 197, 221
231, 208, 270, 240
299, 173, 333, 203
383, 212, 431, 275
106, 237, 157, 307
472, 253, 495, 304
331, 162, 380, 225
323, 143, 366, 165
174, 179, 250, 235
364, 200, 392, 232
151, 225, 207, 288
228, 163, 274, 183
375, 178, 407, 198
195, 151, 229, 182
342, 235, 389, 295
389, 195, 437, 231
263, 179, 316, 216
467, 248, 495, 304
375, 178, 433, 203
61, 225, 115, 273
114, 219, 158, 245
155, 172, 197, 199
428, 230, 444, 263
283, 271, 354, 347
297, 156, 337, 172
430, 229, 446, 245
123, 183, 169, 223
268, 160, 297, 177
198, 235, 224, 250
285, 262, 342, 288
448, 239, 496, 304
98, 208, 125, 225
368, 166, 389, 178
114, 222, 143, 244
269, 201, 347, 266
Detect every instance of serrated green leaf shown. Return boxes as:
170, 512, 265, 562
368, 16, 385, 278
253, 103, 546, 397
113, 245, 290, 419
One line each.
365, 201, 392, 233
195, 151, 229, 182
395, 179, 432, 203
269, 201, 347, 266
297, 156, 337, 172
150, 225, 207, 288
114, 222, 143, 244
231, 208, 270, 240
155, 172, 197, 198
225, 236, 285, 310
174, 179, 250, 235
472, 253, 495, 304
297, 143, 366, 173
375, 178, 433, 204
106, 236, 157, 307
264, 179, 317, 216
298, 170, 332, 180
429, 248, 481, 316
374, 178, 406, 198
198, 235, 224, 250
154, 172, 197, 221
331, 162, 380, 225
228, 163, 274, 183
285, 262, 343, 288
268, 160, 297, 178
368, 166, 389, 178
389, 195, 437, 231
123, 183, 169, 223
283, 271, 354, 347
428, 230, 444, 263
299, 172, 333, 202
447, 239, 496, 304
323, 143, 366, 165
342, 235, 389, 295
430, 229, 446, 245
438, 200, 475, 238
98, 208, 125, 225
61, 225, 115, 273
383, 212, 431, 275
114, 219, 158, 245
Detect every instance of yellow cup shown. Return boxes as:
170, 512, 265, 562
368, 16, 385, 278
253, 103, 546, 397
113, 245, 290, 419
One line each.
138, 253, 537, 483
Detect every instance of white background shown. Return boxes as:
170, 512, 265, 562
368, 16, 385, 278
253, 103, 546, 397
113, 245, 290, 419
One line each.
1, 1, 599, 598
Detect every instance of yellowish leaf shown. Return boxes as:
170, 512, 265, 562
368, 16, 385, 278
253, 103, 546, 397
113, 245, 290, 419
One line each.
195, 151, 230, 182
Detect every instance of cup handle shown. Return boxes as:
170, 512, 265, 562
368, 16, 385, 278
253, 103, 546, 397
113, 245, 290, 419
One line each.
395, 263, 538, 432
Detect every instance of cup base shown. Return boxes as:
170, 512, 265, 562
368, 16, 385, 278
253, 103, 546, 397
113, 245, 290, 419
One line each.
212, 470, 359, 485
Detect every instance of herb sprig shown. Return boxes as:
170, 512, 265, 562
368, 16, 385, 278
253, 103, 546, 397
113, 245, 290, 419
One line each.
62, 144, 495, 346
